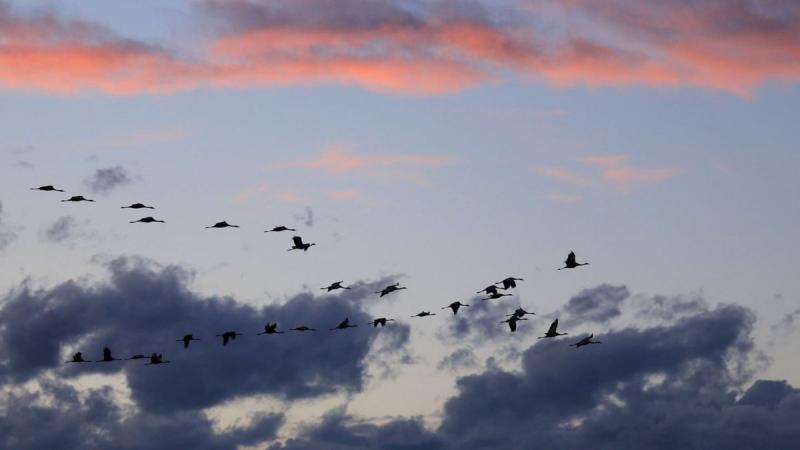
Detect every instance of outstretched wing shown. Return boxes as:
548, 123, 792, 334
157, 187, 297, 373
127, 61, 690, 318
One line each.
338, 318, 349, 328
292, 236, 304, 247
547, 319, 559, 334
565, 251, 576, 265
509, 319, 517, 332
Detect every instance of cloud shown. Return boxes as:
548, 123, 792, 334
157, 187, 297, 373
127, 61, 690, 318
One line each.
536, 167, 593, 187
437, 296, 536, 344
0, 200, 18, 251
84, 166, 135, 194
41, 215, 79, 243
563, 284, 629, 326
327, 188, 366, 202
273, 147, 457, 175
539, 154, 684, 192
437, 348, 478, 372
0, 257, 411, 414
294, 206, 314, 227
281, 298, 800, 449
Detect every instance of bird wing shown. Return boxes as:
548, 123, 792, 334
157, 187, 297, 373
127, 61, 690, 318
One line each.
548, 319, 559, 334
337, 319, 348, 328
509, 319, 517, 332
222, 334, 230, 345
292, 236, 303, 246
566, 252, 576, 265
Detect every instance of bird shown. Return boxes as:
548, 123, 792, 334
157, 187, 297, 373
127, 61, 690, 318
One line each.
290, 325, 316, 332
145, 353, 170, 365
257, 323, 284, 335
130, 216, 165, 224
376, 283, 406, 298
497, 277, 524, 290
216, 331, 243, 346
481, 292, 512, 301
288, 236, 315, 251
206, 221, 239, 229
265, 226, 296, 232
176, 334, 200, 349
538, 319, 568, 339
477, 285, 500, 296
97, 347, 121, 362
570, 334, 602, 348
507, 307, 535, 319
411, 311, 435, 318
66, 352, 90, 363
31, 185, 65, 192
322, 281, 351, 292
442, 301, 469, 315
501, 316, 528, 332
330, 318, 358, 331
121, 203, 154, 209
559, 251, 589, 270
126, 354, 147, 360
61, 195, 94, 202
367, 318, 395, 327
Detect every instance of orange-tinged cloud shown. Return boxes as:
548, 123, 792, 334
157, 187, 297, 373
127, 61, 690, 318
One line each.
274, 147, 458, 174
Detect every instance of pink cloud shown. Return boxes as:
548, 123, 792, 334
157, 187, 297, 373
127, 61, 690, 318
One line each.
273, 147, 457, 175
602, 166, 685, 186
579, 154, 629, 168
536, 166, 594, 186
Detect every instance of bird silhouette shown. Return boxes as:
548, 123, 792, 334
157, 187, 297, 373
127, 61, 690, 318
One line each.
322, 281, 351, 292
288, 236, 315, 251
176, 334, 200, 349
291, 325, 316, 332
257, 323, 284, 335
501, 316, 528, 332
330, 318, 358, 331
570, 334, 602, 348
538, 319, 568, 339
481, 292, 512, 301
367, 318, 395, 327
121, 203, 154, 209
376, 283, 406, 297
265, 226, 296, 232
559, 251, 589, 270
31, 185, 65, 192
206, 221, 239, 229
62, 195, 94, 202
497, 277, 524, 290
126, 354, 147, 360
442, 301, 469, 315
97, 347, 121, 362
477, 285, 500, 296
216, 331, 243, 346
145, 353, 170, 365
66, 352, 90, 363
507, 307, 535, 319
130, 216, 165, 224
411, 311, 436, 318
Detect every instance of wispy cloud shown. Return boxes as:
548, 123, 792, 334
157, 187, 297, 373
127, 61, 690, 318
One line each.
273, 146, 457, 175
327, 188, 366, 202
536, 166, 594, 187
538, 154, 684, 193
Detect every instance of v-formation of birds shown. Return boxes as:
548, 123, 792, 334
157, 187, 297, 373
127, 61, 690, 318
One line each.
30, 186, 598, 366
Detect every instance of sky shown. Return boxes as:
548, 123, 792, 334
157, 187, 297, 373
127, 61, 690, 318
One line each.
1, 0, 799, 448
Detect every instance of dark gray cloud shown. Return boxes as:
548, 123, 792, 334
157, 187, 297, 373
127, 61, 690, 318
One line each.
0, 200, 18, 251
563, 284, 628, 325
634, 293, 708, 321
0, 257, 411, 414
41, 215, 78, 243
84, 166, 134, 194
270, 298, 800, 450
437, 296, 537, 343
437, 347, 477, 371
0, 380, 283, 450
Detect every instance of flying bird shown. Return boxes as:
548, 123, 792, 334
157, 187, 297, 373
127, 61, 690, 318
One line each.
265, 226, 296, 232
559, 251, 589, 270
62, 195, 94, 202
288, 236, 315, 251
145, 353, 170, 365
481, 292, 512, 301
376, 283, 406, 297
206, 221, 239, 229
477, 285, 500, 296
442, 301, 469, 315
290, 325, 316, 332
97, 347, 120, 362
330, 318, 358, 331
130, 216, 165, 224
497, 277, 524, 290
66, 352, 90, 363
31, 185, 65, 192
126, 354, 147, 360
257, 323, 284, 335
367, 318, 395, 327
501, 316, 528, 332
121, 203, 154, 209
570, 334, 602, 348
411, 311, 436, 318
322, 281, 351, 292
507, 307, 535, 319
176, 334, 200, 349
538, 319, 568, 339
216, 331, 243, 346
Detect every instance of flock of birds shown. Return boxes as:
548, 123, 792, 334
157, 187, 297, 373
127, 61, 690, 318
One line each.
29, 184, 601, 368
